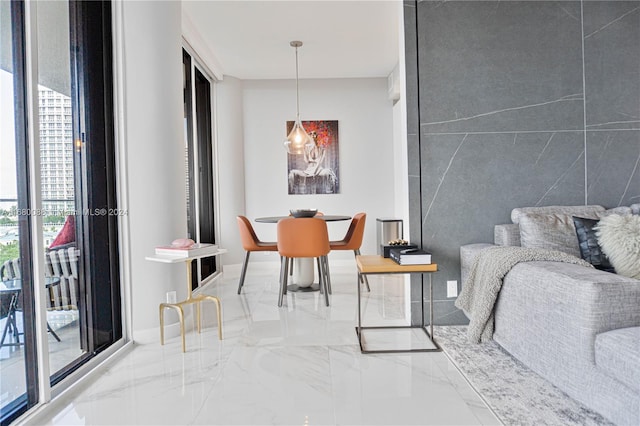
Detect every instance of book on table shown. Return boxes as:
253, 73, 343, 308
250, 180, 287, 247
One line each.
389, 247, 432, 265
155, 243, 217, 257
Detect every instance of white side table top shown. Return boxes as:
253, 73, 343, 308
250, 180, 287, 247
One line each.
145, 248, 228, 263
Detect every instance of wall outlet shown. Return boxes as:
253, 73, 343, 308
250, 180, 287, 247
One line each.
166, 291, 177, 304
447, 280, 458, 298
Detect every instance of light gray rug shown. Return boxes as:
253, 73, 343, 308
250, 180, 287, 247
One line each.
436, 325, 613, 426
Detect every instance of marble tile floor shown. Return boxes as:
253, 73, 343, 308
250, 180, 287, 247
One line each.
27, 263, 501, 425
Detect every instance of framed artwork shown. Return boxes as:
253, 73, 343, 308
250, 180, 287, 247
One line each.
286, 120, 340, 195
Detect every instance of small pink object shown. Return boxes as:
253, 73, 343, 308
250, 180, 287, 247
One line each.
171, 238, 195, 249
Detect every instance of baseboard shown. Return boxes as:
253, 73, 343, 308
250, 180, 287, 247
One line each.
133, 313, 198, 345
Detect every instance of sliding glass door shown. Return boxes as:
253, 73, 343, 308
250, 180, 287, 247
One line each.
0, 1, 121, 423
0, 1, 38, 418
183, 49, 218, 290
36, 0, 87, 383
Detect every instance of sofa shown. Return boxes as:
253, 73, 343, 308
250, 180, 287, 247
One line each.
460, 205, 640, 425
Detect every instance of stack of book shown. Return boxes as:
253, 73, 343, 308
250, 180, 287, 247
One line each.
155, 243, 217, 257
389, 247, 432, 265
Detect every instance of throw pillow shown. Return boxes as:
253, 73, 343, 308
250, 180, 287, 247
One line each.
49, 215, 76, 249
596, 214, 640, 280
572, 216, 615, 273
511, 205, 605, 224
518, 213, 583, 257
600, 206, 632, 216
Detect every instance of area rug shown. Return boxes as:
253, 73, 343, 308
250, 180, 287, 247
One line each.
436, 326, 613, 426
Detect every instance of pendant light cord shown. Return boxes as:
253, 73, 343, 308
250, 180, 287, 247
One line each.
295, 45, 300, 121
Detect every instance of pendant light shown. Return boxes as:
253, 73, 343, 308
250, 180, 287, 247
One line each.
283, 41, 312, 155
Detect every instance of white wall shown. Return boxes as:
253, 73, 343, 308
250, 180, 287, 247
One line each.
214, 76, 246, 266
241, 78, 396, 260
120, 1, 186, 335
393, 1, 410, 236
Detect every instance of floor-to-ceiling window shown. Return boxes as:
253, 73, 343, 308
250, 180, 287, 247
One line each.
0, 1, 121, 423
183, 48, 218, 290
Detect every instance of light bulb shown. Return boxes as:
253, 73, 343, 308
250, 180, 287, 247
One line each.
285, 121, 312, 155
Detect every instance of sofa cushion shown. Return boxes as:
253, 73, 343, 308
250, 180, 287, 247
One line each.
596, 214, 640, 280
595, 327, 640, 392
572, 216, 615, 273
511, 205, 605, 224
518, 213, 583, 257
494, 224, 521, 247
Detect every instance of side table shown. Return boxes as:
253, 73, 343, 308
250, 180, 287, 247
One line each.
355, 255, 440, 354
146, 248, 227, 352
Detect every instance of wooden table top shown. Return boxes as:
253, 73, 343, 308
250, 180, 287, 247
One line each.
356, 255, 438, 274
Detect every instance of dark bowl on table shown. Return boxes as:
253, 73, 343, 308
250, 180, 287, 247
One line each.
290, 209, 318, 218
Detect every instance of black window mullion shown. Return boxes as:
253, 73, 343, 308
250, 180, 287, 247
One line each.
194, 68, 216, 281
68, 0, 120, 352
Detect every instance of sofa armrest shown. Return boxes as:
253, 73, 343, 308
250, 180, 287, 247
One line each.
494, 224, 520, 246
495, 261, 640, 366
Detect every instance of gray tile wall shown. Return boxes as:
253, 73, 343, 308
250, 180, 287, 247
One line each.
404, 0, 640, 326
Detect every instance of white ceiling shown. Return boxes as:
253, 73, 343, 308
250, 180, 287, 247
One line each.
182, 1, 401, 80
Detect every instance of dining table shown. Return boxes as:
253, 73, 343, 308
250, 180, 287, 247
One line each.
254, 215, 351, 291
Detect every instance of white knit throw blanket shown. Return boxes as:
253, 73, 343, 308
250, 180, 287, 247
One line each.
455, 246, 592, 343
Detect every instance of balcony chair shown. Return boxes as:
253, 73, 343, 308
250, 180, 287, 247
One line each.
1, 256, 69, 345
329, 212, 370, 292
236, 215, 278, 294
277, 217, 331, 307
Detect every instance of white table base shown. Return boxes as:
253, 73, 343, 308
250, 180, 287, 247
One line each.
289, 258, 320, 292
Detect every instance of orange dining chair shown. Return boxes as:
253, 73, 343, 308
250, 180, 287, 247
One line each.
287, 211, 323, 276
236, 216, 278, 294
329, 212, 370, 292
277, 217, 331, 307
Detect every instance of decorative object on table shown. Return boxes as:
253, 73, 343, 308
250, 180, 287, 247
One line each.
596, 214, 640, 279
376, 218, 403, 255
289, 208, 318, 218
283, 41, 313, 155
155, 238, 217, 257
381, 239, 416, 258
388, 239, 409, 245
287, 120, 339, 195
389, 247, 432, 265
236, 216, 278, 294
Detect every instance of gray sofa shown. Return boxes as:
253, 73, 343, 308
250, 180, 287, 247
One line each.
460, 205, 640, 425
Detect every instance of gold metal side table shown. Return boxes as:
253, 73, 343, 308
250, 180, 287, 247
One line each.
355, 255, 440, 354
146, 248, 227, 352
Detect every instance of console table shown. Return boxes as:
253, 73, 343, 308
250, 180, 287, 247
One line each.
146, 247, 227, 352
355, 255, 440, 354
